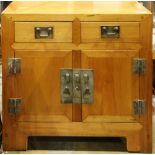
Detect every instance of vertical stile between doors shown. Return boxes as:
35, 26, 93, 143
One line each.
72, 50, 82, 122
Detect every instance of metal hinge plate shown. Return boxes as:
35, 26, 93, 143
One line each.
133, 58, 146, 75
8, 58, 21, 74
133, 99, 146, 116
8, 98, 21, 113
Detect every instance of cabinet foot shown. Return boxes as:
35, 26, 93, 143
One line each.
3, 132, 27, 151
126, 134, 141, 152
15, 133, 27, 151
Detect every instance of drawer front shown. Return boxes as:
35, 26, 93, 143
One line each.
15, 22, 72, 43
81, 22, 140, 43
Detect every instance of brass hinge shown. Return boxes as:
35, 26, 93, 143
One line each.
133, 58, 146, 75
8, 98, 21, 113
133, 99, 146, 116
8, 58, 21, 74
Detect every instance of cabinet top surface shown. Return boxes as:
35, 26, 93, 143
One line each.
3, 1, 150, 15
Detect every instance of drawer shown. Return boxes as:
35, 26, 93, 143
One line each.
15, 22, 72, 43
81, 22, 140, 43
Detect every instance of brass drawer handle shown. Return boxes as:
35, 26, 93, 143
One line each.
35, 27, 53, 39
101, 26, 120, 38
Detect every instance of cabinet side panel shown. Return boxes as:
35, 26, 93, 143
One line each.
139, 14, 152, 153
2, 15, 16, 150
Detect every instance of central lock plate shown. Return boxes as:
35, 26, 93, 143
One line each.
61, 69, 93, 104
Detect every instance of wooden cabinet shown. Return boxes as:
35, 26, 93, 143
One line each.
2, 2, 152, 152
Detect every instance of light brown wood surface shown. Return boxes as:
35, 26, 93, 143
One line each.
139, 14, 153, 153
2, 1, 152, 153
72, 50, 82, 122
2, 2, 151, 22
81, 50, 140, 122
72, 18, 81, 45
3, 2, 150, 15
81, 22, 140, 43
15, 22, 72, 43
14, 121, 143, 151
15, 50, 72, 122
2, 15, 16, 151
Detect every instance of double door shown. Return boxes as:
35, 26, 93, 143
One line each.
14, 49, 140, 123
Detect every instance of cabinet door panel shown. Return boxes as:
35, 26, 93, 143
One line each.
81, 50, 139, 123
15, 50, 72, 122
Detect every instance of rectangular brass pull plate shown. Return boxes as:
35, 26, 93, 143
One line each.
101, 26, 120, 38
35, 27, 53, 39
61, 69, 93, 104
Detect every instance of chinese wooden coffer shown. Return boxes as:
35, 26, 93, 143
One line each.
2, 1, 152, 152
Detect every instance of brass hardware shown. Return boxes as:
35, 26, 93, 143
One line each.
101, 26, 120, 38
8, 98, 21, 113
61, 69, 73, 103
8, 58, 21, 74
83, 73, 89, 84
60, 69, 94, 104
63, 86, 71, 98
35, 27, 53, 39
73, 70, 82, 103
65, 73, 70, 83
133, 99, 146, 116
74, 73, 80, 83
81, 70, 93, 104
133, 58, 146, 75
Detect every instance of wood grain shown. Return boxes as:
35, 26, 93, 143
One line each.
15, 22, 72, 43
15, 122, 142, 136
2, 1, 152, 152
139, 15, 153, 153
13, 121, 143, 151
2, 15, 16, 150
2, 2, 150, 22
81, 22, 140, 43
72, 50, 82, 122
15, 50, 73, 122
12, 43, 141, 51
72, 18, 81, 46
81, 50, 140, 122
